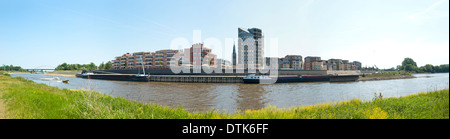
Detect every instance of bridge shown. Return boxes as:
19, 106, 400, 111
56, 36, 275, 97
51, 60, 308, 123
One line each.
25, 66, 56, 72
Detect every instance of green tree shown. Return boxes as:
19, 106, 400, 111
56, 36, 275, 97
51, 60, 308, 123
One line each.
424, 64, 434, 73
401, 57, 417, 72
88, 62, 97, 70
439, 64, 449, 72
433, 65, 441, 73
105, 61, 113, 70
99, 62, 105, 70
396, 65, 402, 71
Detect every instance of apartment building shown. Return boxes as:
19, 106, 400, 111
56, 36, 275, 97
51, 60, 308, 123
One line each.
112, 43, 217, 70
304, 56, 321, 70
112, 49, 180, 70
183, 43, 217, 67
238, 28, 264, 69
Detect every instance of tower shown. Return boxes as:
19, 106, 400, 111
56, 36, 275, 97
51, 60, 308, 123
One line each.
238, 28, 264, 69
232, 42, 236, 68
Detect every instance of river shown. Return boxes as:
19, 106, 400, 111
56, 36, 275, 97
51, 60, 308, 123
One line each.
11, 73, 449, 113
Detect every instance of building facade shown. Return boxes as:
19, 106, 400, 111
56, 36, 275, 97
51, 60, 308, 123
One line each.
353, 61, 362, 70
112, 50, 180, 70
184, 43, 216, 67
304, 56, 321, 70
112, 43, 217, 70
238, 28, 264, 69
284, 55, 303, 70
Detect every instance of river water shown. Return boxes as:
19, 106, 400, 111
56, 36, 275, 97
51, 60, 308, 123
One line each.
11, 73, 449, 113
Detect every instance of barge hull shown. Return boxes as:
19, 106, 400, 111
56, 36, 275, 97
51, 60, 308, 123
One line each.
78, 74, 149, 82
243, 76, 331, 84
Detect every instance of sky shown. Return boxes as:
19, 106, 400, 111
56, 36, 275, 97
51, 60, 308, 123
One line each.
0, 0, 448, 69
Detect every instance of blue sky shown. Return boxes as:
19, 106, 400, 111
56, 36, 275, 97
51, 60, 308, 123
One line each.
0, 0, 448, 69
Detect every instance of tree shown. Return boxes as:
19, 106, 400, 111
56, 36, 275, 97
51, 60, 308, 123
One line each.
99, 62, 105, 70
401, 57, 417, 72
424, 64, 434, 73
88, 62, 97, 70
439, 64, 449, 72
396, 65, 402, 71
433, 65, 441, 73
105, 61, 113, 70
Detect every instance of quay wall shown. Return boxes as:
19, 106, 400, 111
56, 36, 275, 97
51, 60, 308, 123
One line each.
89, 69, 334, 76
150, 75, 244, 83
81, 69, 359, 83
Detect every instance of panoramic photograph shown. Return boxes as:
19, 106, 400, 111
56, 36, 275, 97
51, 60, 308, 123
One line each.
0, 0, 448, 135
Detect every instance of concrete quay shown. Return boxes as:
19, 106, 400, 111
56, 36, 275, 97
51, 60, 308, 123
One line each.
150, 75, 244, 83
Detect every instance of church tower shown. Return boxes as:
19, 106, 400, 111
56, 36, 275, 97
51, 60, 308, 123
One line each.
232, 42, 236, 69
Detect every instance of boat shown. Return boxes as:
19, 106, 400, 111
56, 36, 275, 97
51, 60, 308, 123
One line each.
62, 80, 69, 83
82, 72, 94, 76
77, 56, 150, 82
243, 74, 331, 84
135, 55, 150, 79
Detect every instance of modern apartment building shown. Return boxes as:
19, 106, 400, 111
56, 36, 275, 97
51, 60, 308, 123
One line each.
327, 59, 344, 70
112, 49, 180, 70
112, 43, 216, 70
264, 55, 303, 70
304, 56, 322, 70
217, 58, 232, 69
353, 61, 362, 70
323, 59, 361, 70
184, 43, 216, 67
238, 28, 264, 69
284, 55, 303, 70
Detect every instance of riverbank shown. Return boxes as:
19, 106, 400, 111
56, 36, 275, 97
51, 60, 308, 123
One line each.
44, 73, 76, 77
358, 74, 415, 81
44, 70, 79, 77
0, 72, 448, 119
358, 71, 415, 81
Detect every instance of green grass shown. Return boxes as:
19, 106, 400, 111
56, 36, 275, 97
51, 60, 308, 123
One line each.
0, 71, 448, 119
362, 71, 412, 78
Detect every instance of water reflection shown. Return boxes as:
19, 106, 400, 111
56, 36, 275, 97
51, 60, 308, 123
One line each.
235, 84, 268, 111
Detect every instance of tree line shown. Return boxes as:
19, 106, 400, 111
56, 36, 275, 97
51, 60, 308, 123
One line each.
0, 65, 27, 72
55, 61, 113, 70
397, 58, 449, 73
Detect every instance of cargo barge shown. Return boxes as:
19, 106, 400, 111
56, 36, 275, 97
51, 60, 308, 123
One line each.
76, 72, 150, 82
76, 56, 151, 82
243, 74, 358, 84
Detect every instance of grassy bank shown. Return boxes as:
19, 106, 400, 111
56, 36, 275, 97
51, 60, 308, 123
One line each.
0, 71, 448, 119
362, 71, 412, 78
358, 71, 415, 81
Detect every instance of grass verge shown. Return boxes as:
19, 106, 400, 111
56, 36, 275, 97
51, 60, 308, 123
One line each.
0, 71, 448, 119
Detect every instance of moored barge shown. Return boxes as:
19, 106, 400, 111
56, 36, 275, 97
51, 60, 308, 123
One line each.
243, 74, 331, 84
243, 74, 358, 84
76, 72, 150, 82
